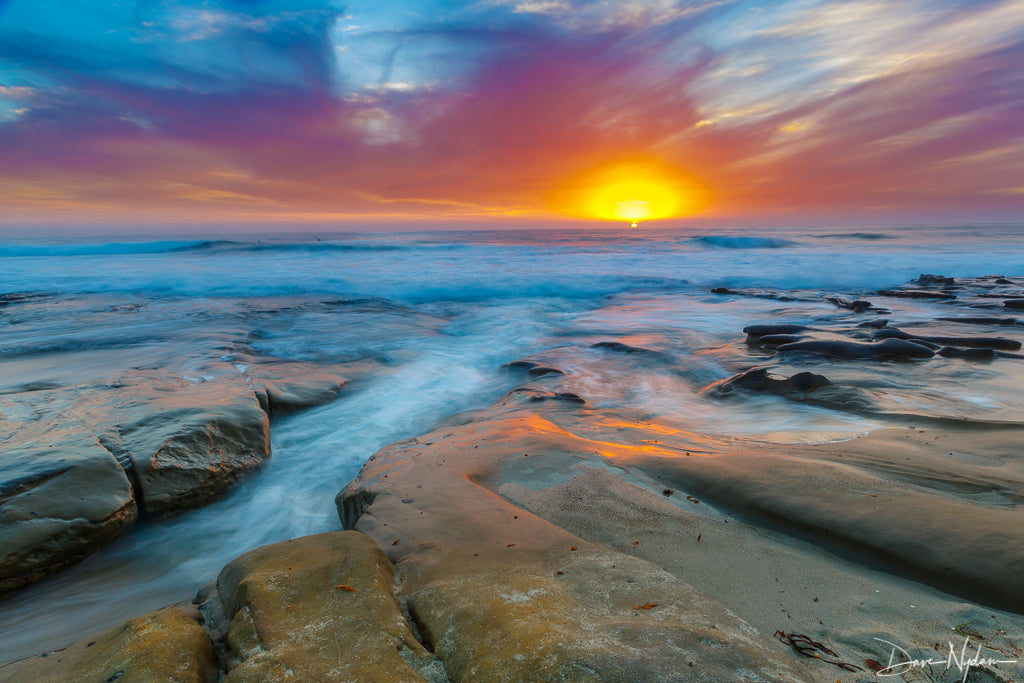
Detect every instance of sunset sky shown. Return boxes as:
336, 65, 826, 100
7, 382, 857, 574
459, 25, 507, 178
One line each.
1, 0, 1023, 230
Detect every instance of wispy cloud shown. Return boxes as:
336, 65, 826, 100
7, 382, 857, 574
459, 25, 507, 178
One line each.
0, 0, 1021, 225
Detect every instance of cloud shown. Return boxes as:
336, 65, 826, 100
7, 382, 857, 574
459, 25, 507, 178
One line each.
0, 0, 1022, 224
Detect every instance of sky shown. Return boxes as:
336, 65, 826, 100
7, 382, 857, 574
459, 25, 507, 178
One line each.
1, 0, 1023, 231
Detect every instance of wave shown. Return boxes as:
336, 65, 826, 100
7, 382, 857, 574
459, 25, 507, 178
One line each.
0, 240, 220, 258
813, 232, 896, 240
0, 239, 462, 258
687, 235, 796, 249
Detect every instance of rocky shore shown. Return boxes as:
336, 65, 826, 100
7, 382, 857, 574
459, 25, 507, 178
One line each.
4, 274, 1024, 681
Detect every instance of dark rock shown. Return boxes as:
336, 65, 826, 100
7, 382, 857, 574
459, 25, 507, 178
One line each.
826, 296, 873, 313
877, 289, 957, 300
936, 316, 1020, 326
590, 341, 659, 356
937, 347, 997, 360
755, 334, 803, 347
712, 368, 833, 396
874, 328, 1020, 350
742, 324, 807, 338
777, 338, 935, 360
528, 366, 565, 377
911, 274, 956, 287
857, 319, 889, 329
1004, 299, 1024, 310
501, 360, 541, 371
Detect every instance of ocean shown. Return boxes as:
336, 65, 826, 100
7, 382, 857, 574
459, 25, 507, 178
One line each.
2, 223, 1023, 662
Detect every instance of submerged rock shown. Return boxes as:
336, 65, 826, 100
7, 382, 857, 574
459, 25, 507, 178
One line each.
777, 338, 936, 360
877, 288, 956, 300
0, 608, 218, 682
742, 324, 808, 339
711, 368, 833, 396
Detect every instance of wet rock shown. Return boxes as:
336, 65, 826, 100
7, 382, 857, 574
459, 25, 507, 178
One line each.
877, 288, 957, 300
874, 328, 1021, 350
0, 608, 218, 682
589, 341, 665, 358
711, 368, 833, 396
112, 373, 271, 519
742, 324, 807, 339
239, 361, 348, 414
710, 287, 799, 301
826, 296, 873, 313
937, 347, 997, 360
777, 338, 935, 360
215, 532, 443, 682
857, 319, 889, 329
936, 316, 1020, 326
911, 274, 956, 287
752, 334, 803, 347
1004, 299, 1024, 310
0, 423, 137, 595
501, 360, 564, 377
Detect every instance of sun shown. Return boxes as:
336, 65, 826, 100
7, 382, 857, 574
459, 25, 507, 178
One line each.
547, 157, 711, 226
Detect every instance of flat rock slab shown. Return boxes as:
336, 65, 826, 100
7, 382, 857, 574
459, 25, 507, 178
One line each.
338, 395, 812, 682
213, 531, 444, 682
0, 607, 218, 683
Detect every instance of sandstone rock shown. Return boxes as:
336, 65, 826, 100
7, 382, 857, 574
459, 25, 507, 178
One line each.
0, 413, 136, 595
0, 608, 218, 682
337, 402, 812, 682
237, 360, 348, 414
214, 531, 443, 682
111, 372, 271, 518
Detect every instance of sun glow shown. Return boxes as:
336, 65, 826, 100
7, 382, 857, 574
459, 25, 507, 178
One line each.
548, 158, 711, 224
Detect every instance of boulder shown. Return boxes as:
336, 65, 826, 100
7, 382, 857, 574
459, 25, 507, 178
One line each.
711, 368, 832, 396
0, 608, 218, 682
212, 532, 443, 682
0, 412, 137, 595
111, 373, 271, 518
742, 324, 807, 338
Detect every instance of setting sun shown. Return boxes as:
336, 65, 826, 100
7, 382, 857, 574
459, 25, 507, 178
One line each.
547, 158, 711, 224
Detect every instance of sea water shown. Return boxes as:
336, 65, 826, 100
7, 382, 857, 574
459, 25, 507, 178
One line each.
1, 224, 1023, 662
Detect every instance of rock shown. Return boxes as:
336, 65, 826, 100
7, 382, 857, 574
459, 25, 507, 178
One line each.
501, 360, 565, 377
826, 296, 873, 312
874, 328, 1021, 350
936, 316, 1020, 326
711, 368, 832, 396
214, 532, 443, 682
911, 274, 956, 287
752, 334, 803, 347
0, 607, 218, 682
776, 338, 935, 360
741, 324, 807, 338
336, 403, 812, 682
112, 373, 271, 519
1004, 299, 1024, 310
877, 289, 956, 300
857, 319, 889, 329
236, 360, 348, 414
589, 341, 666, 359
709, 287, 799, 301
0, 418, 137, 595
937, 347, 997, 360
